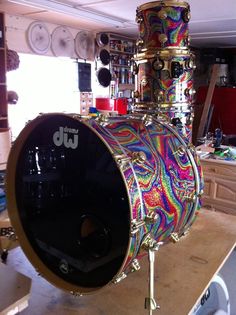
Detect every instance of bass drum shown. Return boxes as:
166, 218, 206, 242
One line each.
6, 113, 202, 295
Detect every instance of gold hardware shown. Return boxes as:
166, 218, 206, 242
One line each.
114, 154, 131, 168
173, 145, 186, 156
145, 212, 159, 224
141, 77, 148, 86
154, 90, 164, 102
131, 219, 145, 236
141, 233, 163, 251
142, 114, 153, 126
158, 9, 167, 19
130, 259, 141, 272
96, 114, 109, 125
182, 8, 191, 23
131, 151, 147, 164
136, 38, 144, 47
159, 34, 168, 44
152, 58, 164, 71
170, 232, 180, 243
113, 272, 127, 284
132, 61, 139, 75
136, 15, 143, 24
184, 88, 196, 98
133, 90, 140, 98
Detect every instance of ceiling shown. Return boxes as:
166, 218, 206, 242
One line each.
1, 0, 236, 48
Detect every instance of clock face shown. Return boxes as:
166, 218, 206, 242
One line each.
51, 26, 74, 57
27, 21, 51, 55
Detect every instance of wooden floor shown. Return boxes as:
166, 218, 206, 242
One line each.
3, 209, 236, 315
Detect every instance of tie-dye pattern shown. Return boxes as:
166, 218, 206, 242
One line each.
137, 4, 189, 49
87, 115, 202, 270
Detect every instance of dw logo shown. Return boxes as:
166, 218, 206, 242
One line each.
53, 126, 79, 149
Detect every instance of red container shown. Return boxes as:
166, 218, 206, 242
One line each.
114, 98, 128, 115
95, 98, 113, 111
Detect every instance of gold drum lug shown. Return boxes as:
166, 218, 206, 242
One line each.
159, 34, 168, 44
170, 233, 180, 243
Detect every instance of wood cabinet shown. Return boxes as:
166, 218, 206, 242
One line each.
201, 158, 236, 215
0, 12, 7, 129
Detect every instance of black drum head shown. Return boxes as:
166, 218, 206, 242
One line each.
99, 49, 110, 65
12, 114, 130, 291
97, 68, 112, 87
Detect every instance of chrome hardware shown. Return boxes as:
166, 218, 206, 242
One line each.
113, 272, 127, 284
170, 232, 180, 243
131, 151, 147, 164
131, 219, 145, 236
142, 234, 163, 315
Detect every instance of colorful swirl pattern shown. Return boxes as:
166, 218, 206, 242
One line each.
137, 55, 193, 104
88, 115, 201, 270
138, 5, 189, 49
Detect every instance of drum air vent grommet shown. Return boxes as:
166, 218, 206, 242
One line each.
152, 58, 164, 71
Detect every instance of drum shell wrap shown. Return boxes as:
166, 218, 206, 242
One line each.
6, 113, 202, 293
135, 51, 194, 106
136, 1, 190, 50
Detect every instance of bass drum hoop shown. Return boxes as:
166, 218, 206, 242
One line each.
6, 113, 133, 295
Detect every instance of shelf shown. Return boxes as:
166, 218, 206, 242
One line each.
118, 84, 135, 91
0, 117, 7, 121
110, 49, 134, 55
111, 63, 130, 68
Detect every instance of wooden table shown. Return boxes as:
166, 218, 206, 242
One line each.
3, 208, 236, 315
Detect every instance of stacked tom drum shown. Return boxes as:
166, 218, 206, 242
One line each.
133, 1, 196, 141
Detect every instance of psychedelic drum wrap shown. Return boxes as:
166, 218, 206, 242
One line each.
88, 114, 202, 271
136, 54, 194, 105
136, 1, 190, 50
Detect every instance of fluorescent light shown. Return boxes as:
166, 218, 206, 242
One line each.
7, 0, 127, 26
